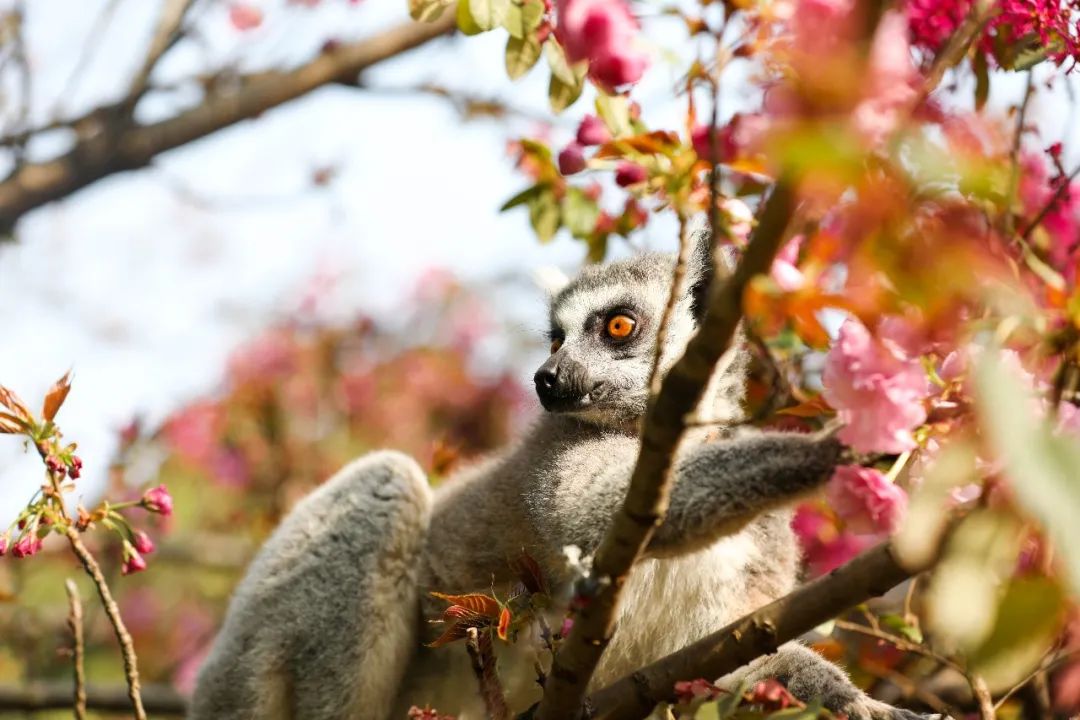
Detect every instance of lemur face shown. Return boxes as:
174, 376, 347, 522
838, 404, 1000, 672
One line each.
534, 251, 702, 427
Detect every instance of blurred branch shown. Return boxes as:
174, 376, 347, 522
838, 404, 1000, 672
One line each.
64, 579, 88, 720
0, 683, 186, 716
0, 13, 457, 233
126, 0, 197, 102
586, 543, 931, 720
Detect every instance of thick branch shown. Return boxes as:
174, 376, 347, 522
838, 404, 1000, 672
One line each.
0, 683, 186, 716
534, 179, 796, 720
0, 14, 456, 231
587, 543, 923, 720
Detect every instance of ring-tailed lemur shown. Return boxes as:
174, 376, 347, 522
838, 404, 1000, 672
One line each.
190, 230, 931, 720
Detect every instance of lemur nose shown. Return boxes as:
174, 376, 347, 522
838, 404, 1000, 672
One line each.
533, 366, 558, 391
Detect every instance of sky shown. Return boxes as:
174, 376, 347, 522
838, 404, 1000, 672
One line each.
0, 0, 1077, 524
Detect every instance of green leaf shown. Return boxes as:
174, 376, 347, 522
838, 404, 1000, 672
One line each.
500, 184, 545, 212
549, 72, 584, 114
505, 34, 542, 80
560, 187, 599, 239
595, 93, 633, 138
545, 40, 584, 85
970, 577, 1065, 692
467, 0, 509, 31
881, 613, 922, 644
456, 0, 484, 35
527, 188, 560, 242
975, 350, 1080, 596
973, 51, 989, 111
409, 0, 454, 22
503, 0, 544, 38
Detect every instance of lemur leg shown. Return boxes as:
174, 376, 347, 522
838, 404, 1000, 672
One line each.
189, 451, 431, 720
719, 643, 942, 720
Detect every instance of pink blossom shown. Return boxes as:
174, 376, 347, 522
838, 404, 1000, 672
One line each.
576, 115, 611, 146
614, 162, 646, 187
719, 198, 754, 247
11, 534, 43, 558
228, 3, 263, 31
69, 455, 83, 479
826, 465, 907, 534
558, 142, 587, 175
0, 534, 8, 556
770, 235, 805, 291
142, 484, 174, 517
227, 329, 297, 386
164, 401, 222, 466
792, 504, 874, 577
822, 317, 929, 453
122, 550, 148, 575
674, 678, 724, 703
133, 530, 155, 555
791, 0, 856, 58
851, 10, 918, 147
556, 0, 649, 90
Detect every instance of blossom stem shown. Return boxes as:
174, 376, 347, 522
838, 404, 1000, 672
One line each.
64, 527, 147, 720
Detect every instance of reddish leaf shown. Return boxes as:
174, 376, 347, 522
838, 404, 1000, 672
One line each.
497, 607, 511, 641
777, 396, 833, 418
430, 592, 501, 618
0, 385, 33, 422
510, 550, 547, 595
0, 412, 24, 434
42, 370, 72, 422
594, 131, 681, 159
442, 605, 485, 623
427, 622, 472, 648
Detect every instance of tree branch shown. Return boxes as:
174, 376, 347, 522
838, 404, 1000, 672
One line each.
64, 578, 87, 720
0, 13, 457, 232
587, 542, 928, 720
0, 683, 186, 716
466, 628, 511, 720
533, 177, 797, 720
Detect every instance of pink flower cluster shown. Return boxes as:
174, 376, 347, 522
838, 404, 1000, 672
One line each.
906, 0, 1080, 68
794, 465, 907, 575
555, 0, 649, 90
851, 10, 919, 147
822, 317, 930, 453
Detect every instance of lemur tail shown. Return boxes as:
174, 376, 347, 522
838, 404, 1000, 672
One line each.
189, 451, 432, 720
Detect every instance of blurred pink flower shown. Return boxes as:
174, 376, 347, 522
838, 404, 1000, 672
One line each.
122, 550, 148, 575
556, 0, 649, 89
822, 317, 929, 453
558, 142, 587, 175
164, 401, 222, 465
770, 235, 805, 291
227, 329, 297, 387
851, 10, 918, 147
0, 534, 8, 556
826, 465, 907, 534
792, 504, 875, 576
228, 3, 263, 31
791, 0, 856, 57
614, 162, 647, 187
11, 534, 42, 558
576, 114, 611, 146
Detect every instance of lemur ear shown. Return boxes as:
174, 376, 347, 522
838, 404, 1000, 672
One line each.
687, 225, 738, 325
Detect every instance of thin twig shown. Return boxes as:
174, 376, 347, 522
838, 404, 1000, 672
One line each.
64, 579, 87, 720
992, 647, 1080, 711
0, 683, 186, 715
1003, 71, 1035, 238
465, 628, 510, 720
969, 673, 995, 720
126, 0, 197, 103
647, 216, 694, 396
860, 662, 961, 718
1021, 164, 1080, 240
832, 619, 964, 674
918, 0, 996, 104
64, 528, 147, 720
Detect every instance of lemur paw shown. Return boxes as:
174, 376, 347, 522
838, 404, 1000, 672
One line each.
842, 697, 951, 720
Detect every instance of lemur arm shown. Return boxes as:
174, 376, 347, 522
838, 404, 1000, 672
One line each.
542, 432, 841, 560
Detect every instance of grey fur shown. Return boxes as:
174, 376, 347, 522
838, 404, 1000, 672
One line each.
190, 231, 934, 720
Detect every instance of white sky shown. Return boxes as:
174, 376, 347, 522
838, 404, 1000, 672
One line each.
0, 0, 1076, 524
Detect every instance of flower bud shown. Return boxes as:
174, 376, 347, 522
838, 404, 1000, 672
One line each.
558, 143, 587, 175
141, 484, 174, 516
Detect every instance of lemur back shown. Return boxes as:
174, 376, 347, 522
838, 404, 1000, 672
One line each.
191, 231, 934, 720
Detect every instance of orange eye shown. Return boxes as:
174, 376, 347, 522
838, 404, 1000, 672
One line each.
550, 337, 563, 354
606, 314, 636, 339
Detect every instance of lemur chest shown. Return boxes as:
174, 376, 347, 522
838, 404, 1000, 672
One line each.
590, 531, 778, 688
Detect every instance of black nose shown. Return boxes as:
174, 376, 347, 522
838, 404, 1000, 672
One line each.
533, 366, 558, 391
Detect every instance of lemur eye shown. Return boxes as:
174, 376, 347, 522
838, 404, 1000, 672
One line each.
606, 314, 636, 339
550, 337, 563, 354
